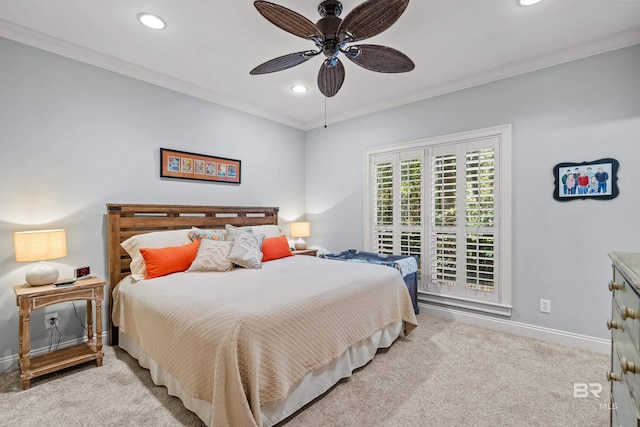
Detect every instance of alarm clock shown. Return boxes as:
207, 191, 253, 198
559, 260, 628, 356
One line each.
75, 266, 91, 279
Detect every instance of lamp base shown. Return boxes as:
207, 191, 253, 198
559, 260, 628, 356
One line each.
294, 237, 307, 250
25, 262, 59, 286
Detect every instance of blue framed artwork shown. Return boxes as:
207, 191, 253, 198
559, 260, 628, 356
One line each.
553, 158, 619, 201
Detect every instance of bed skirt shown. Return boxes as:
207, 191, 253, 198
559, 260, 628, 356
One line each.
118, 320, 403, 426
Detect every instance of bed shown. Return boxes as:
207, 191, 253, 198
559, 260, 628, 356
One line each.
107, 204, 418, 427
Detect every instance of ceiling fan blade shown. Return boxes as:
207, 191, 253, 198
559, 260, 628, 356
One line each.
318, 59, 345, 97
250, 51, 316, 75
343, 44, 415, 73
254, 1, 323, 41
339, 0, 409, 43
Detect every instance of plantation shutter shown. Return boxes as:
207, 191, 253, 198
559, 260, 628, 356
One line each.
465, 148, 496, 291
430, 150, 457, 287
371, 151, 423, 262
400, 156, 422, 270
373, 155, 394, 254
427, 138, 499, 303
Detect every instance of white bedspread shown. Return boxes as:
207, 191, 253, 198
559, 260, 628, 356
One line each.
112, 255, 417, 427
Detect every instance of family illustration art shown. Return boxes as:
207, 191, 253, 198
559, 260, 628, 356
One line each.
560, 164, 610, 197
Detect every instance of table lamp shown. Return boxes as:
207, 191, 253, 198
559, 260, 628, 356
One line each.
290, 222, 310, 250
14, 229, 67, 286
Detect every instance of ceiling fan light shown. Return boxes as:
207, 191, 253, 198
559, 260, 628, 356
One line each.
291, 85, 308, 93
138, 13, 166, 30
518, 0, 542, 6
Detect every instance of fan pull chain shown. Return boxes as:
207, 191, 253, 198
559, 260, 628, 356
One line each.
324, 96, 327, 128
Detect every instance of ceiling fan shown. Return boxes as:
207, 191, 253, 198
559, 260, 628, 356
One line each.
250, 0, 415, 97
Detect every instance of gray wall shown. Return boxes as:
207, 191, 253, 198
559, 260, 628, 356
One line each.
1, 35, 638, 368
0, 37, 306, 365
305, 44, 640, 340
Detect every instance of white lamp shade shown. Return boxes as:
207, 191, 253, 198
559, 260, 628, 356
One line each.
290, 222, 310, 238
14, 229, 67, 262
14, 229, 67, 286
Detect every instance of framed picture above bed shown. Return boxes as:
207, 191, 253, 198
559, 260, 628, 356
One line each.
160, 148, 241, 184
553, 158, 619, 201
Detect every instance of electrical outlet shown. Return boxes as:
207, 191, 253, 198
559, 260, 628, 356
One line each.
540, 299, 551, 314
44, 313, 59, 329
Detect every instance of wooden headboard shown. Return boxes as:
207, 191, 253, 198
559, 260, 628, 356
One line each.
106, 203, 279, 344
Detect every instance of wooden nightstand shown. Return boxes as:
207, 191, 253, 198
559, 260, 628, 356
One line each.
13, 276, 105, 389
293, 249, 318, 257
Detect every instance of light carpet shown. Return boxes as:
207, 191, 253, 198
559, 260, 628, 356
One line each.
0, 314, 610, 426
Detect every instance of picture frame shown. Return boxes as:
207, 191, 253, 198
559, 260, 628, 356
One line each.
553, 158, 619, 201
160, 148, 241, 184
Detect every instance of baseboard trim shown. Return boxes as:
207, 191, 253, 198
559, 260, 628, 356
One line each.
420, 303, 610, 355
0, 332, 109, 374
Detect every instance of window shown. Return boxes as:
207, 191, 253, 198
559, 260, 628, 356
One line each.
365, 125, 512, 316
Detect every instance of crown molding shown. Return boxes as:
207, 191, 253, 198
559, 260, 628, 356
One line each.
0, 18, 306, 130
2, 18, 638, 131
305, 26, 640, 130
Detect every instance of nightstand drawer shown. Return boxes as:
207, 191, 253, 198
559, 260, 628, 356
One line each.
29, 288, 98, 310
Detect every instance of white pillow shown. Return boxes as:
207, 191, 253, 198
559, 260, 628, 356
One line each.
187, 240, 233, 272
121, 229, 191, 281
225, 224, 282, 240
228, 232, 265, 269
188, 227, 227, 242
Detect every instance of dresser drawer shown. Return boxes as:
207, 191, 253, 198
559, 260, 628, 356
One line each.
612, 345, 640, 427
612, 376, 640, 427
615, 339, 640, 396
612, 304, 628, 348
612, 271, 640, 353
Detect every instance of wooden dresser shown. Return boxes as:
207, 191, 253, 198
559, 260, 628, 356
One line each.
608, 252, 640, 426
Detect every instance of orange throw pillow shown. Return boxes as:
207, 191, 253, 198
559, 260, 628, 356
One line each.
140, 240, 200, 279
262, 235, 293, 262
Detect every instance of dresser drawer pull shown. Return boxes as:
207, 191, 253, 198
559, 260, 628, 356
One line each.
621, 306, 638, 320
607, 372, 621, 382
621, 358, 637, 374
609, 280, 625, 291
607, 319, 622, 330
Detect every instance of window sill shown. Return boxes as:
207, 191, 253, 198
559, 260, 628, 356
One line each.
419, 292, 512, 317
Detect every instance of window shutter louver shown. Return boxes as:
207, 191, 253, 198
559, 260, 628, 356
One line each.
400, 157, 422, 271
374, 161, 393, 226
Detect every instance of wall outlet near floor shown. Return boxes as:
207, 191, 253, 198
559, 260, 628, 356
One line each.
44, 313, 59, 329
539, 299, 551, 314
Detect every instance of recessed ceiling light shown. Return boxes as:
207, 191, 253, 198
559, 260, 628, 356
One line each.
291, 85, 308, 94
138, 13, 166, 30
518, 0, 542, 5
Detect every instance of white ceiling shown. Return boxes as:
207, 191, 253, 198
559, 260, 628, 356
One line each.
1, 0, 639, 130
